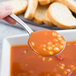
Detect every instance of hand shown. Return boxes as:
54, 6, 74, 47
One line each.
0, 5, 16, 25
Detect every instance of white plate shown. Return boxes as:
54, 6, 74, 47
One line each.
1, 30, 76, 76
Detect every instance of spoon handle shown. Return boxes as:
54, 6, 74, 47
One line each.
10, 13, 33, 34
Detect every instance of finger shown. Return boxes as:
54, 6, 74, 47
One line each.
0, 5, 12, 19
3, 16, 17, 25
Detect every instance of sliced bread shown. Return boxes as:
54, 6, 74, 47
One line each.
38, 0, 54, 5
55, 0, 63, 2
43, 11, 53, 26
24, 0, 38, 20
56, 0, 76, 13
63, 0, 76, 13
48, 2, 76, 29
33, 5, 49, 25
2, 0, 28, 15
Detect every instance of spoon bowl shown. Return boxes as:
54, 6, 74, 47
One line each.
28, 30, 66, 56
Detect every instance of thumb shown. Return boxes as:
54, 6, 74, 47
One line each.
0, 5, 12, 19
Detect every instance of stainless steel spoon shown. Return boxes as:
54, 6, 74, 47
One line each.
10, 13, 33, 34
10, 13, 66, 57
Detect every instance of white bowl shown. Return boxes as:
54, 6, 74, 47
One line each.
1, 30, 76, 76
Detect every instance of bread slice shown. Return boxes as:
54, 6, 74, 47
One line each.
55, 0, 63, 2
2, 0, 28, 15
63, 0, 76, 13
56, 0, 76, 13
33, 17, 42, 25
33, 5, 49, 25
43, 11, 53, 26
24, 0, 38, 20
48, 2, 76, 29
38, 0, 54, 5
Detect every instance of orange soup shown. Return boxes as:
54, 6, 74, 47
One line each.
28, 30, 65, 56
10, 41, 76, 76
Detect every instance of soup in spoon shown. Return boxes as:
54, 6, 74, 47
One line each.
28, 30, 65, 56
